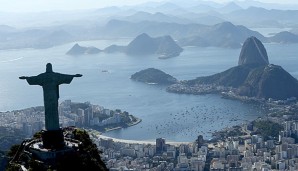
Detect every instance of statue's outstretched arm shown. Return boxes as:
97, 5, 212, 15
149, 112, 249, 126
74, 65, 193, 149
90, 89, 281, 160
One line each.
74, 74, 82, 77
19, 75, 42, 85
19, 76, 28, 80
57, 73, 82, 84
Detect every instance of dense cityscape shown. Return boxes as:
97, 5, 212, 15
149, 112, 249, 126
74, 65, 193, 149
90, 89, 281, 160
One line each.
2, 99, 298, 170
0, 100, 139, 139
90, 113, 298, 171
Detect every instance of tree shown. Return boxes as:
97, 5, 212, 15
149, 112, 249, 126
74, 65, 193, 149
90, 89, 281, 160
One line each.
253, 120, 283, 140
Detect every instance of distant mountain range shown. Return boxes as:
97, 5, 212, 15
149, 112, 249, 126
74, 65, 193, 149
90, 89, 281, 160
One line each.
178, 22, 265, 48
119, 11, 191, 24
101, 19, 298, 48
268, 31, 298, 44
2, 17, 297, 51
0, 27, 76, 50
225, 7, 298, 27
111, 2, 298, 27
1, 18, 298, 50
167, 37, 298, 100
1, 2, 298, 50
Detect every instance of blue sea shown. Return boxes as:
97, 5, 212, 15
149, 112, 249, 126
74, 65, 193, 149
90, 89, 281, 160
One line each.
0, 39, 297, 142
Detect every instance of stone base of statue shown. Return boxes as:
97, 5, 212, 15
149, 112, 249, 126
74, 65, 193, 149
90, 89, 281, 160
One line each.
42, 129, 65, 149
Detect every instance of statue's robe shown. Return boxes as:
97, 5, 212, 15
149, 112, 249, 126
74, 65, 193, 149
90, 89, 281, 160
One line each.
25, 72, 75, 131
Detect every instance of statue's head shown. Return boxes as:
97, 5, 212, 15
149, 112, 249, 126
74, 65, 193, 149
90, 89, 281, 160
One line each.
46, 63, 53, 73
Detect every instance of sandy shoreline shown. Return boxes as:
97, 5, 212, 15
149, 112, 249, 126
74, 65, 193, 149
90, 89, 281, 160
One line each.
88, 117, 192, 146
88, 129, 191, 146
104, 117, 142, 132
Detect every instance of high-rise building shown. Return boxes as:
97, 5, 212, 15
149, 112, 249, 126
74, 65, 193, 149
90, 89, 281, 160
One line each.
77, 108, 85, 125
84, 107, 93, 126
156, 138, 166, 155
197, 135, 204, 148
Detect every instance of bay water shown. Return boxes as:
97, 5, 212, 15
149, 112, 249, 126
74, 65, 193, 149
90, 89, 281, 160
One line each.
0, 39, 297, 142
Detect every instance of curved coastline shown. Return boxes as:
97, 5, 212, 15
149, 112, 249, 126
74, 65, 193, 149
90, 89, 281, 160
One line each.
88, 129, 191, 146
104, 117, 142, 132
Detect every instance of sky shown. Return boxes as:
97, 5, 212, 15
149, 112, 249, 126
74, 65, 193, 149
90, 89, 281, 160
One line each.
1, 0, 298, 12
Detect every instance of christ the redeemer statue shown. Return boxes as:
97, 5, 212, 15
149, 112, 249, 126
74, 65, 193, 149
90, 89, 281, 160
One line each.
20, 63, 82, 131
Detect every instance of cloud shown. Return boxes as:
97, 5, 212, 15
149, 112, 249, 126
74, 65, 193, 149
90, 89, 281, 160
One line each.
0, 0, 297, 12
0, 0, 163, 12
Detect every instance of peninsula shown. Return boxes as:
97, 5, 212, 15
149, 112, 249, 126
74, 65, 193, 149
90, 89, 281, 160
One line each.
167, 36, 298, 101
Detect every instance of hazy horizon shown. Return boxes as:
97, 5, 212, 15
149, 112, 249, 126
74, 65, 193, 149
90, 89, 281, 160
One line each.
1, 0, 298, 12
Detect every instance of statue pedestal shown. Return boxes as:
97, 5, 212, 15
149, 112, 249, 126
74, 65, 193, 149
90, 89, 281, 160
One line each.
42, 129, 65, 149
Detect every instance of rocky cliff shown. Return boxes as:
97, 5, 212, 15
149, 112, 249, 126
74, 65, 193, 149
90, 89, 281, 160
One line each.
238, 64, 298, 99
238, 36, 269, 66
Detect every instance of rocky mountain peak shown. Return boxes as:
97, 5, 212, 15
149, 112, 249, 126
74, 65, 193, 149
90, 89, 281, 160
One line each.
238, 36, 269, 66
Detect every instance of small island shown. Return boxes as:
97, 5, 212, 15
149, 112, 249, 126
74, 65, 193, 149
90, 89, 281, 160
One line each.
66, 43, 101, 55
104, 33, 183, 58
66, 34, 183, 59
131, 68, 178, 85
